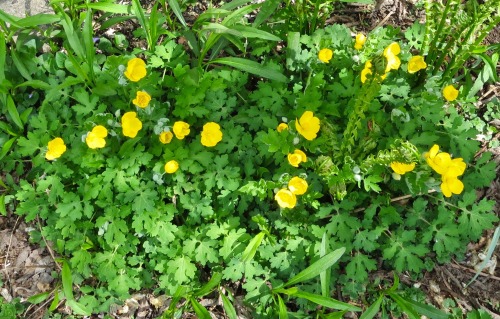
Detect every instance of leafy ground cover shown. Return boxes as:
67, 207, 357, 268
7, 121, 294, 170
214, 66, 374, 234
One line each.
1, 0, 499, 318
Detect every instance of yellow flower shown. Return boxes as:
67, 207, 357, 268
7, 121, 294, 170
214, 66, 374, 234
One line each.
407, 55, 427, 74
86, 125, 108, 149
132, 91, 151, 108
424, 144, 452, 175
277, 123, 288, 132
287, 149, 307, 167
288, 176, 308, 195
173, 121, 190, 140
121, 112, 142, 138
361, 60, 373, 84
383, 42, 401, 72
295, 111, 320, 141
201, 122, 223, 147
354, 33, 366, 50
164, 160, 179, 174
318, 48, 333, 63
440, 175, 464, 197
442, 85, 459, 101
124, 58, 147, 82
275, 189, 297, 209
45, 137, 66, 160
159, 131, 173, 144
390, 162, 416, 175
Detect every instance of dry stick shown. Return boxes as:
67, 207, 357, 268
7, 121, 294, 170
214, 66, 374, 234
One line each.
3, 215, 21, 296
36, 216, 61, 271
375, 10, 394, 28
450, 262, 500, 281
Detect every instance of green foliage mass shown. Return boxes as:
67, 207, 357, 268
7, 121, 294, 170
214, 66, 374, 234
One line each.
0, 0, 498, 317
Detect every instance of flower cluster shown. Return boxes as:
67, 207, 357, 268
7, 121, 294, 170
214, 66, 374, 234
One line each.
425, 145, 466, 197
275, 176, 309, 209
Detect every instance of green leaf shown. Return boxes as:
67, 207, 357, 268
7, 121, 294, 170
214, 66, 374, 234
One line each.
62, 261, 75, 300
10, 50, 32, 81
194, 273, 223, 297
166, 0, 187, 28
0, 137, 16, 161
0, 34, 5, 81
278, 294, 289, 319
66, 299, 92, 316
387, 292, 420, 319
345, 253, 377, 283
0, 194, 6, 216
241, 231, 266, 262
167, 256, 197, 284
400, 297, 450, 319
284, 247, 345, 287
82, 3, 131, 14
220, 289, 238, 319
210, 57, 288, 82
15, 80, 52, 90
359, 295, 383, 319
287, 289, 362, 311
230, 25, 281, 41
320, 232, 330, 297
27, 292, 50, 304
253, 0, 281, 27
15, 13, 60, 27
190, 298, 211, 319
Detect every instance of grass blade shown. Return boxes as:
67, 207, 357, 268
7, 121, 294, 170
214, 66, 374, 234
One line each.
467, 226, 500, 286
131, 0, 151, 49
287, 289, 362, 311
16, 14, 60, 27
82, 3, 131, 14
400, 297, 450, 319
284, 247, 345, 287
278, 294, 289, 319
10, 50, 32, 81
388, 292, 420, 319
166, 0, 187, 28
66, 299, 92, 316
211, 57, 288, 82
220, 289, 237, 319
230, 25, 281, 41
0, 194, 7, 216
360, 295, 383, 319
241, 231, 265, 262
190, 298, 211, 319
0, 137, 16, 161
194, 273, 223, 297
320, 232, 330, 297
62, 261, 75, 301
0, 31, 5, 82
253, 0, 281, 27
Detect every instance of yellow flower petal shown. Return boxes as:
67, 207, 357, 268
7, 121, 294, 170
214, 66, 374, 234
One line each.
318, 48, 333, 63
288, 177, 308, 195
132, 91, 151, 108
159, 131, 173, 144
173, 121, 190, 140
92, 125, 108, 138
164, 160, 179, 174
46, 137, 66, 160
354, 33, 366, 50
390, 162, 416, 175
86, 131, 106, 149
201, 122, 223, 147
440, 175, 464, 197
287, 153, 302, 167
121, 112, 142, 138
277, 123, 288, 132
124, 58, 147, 82
295, 111, 320, 141
442, 85, 459, 101
407, 55, 427, 74
275, 189, 297, 209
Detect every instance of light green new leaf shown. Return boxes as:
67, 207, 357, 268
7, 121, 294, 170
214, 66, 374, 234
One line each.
0, 137, 16, 161
82, 3, 131, 14
27, 292, 50, 304
359, 295, 383, 319
194, 273, 223, 297
0, 194, 7, 216
66, 299, 92, 316
166, 0, 187, 28
6, 95, 23, 130
190, 298, 211, 319
210, 57, 288, 83
284, 247, 345, 287
241, 231, 265, 262
61, 261, 75, 301
220, 290, 237, 319
278, 294, 289, 319
286, 289, 361, 311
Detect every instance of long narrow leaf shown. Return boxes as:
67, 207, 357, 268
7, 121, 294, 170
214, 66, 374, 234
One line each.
166, 0, 187, 28
467, 226, 500, 286
0, 121, 18, 136
359, 295, 383, 319
0, 32, 5, 82
320, 232, 330, 297
6, 95, 23, 130
284, 247, 345, 287
0, 137, 16, 161
83, 8, 95, 82
400, 297, 450, 319
10, 50, 32, 81
57, 10, 86, 60
220, 0, 252, 10
287, 289, 361, 311
278, 294, 289, 319
131, 0, 151, 49
66, 300, 92, 316
230, 25, 281, 41
16, 14, 60, 27
0, 194, 7, 216
241, 231, 265, 262
220, 290, 237, 319
0, 10, 21, 28
222, 4, 260, 26
193, 273, 223, 297
253, 0, 281, 27
15, 80, 51, 90
202, 23, 242, 37
61, 261, 75, 301
388, 293, 420, 319
190, 298, 211, 319
210, 57, 288, 83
